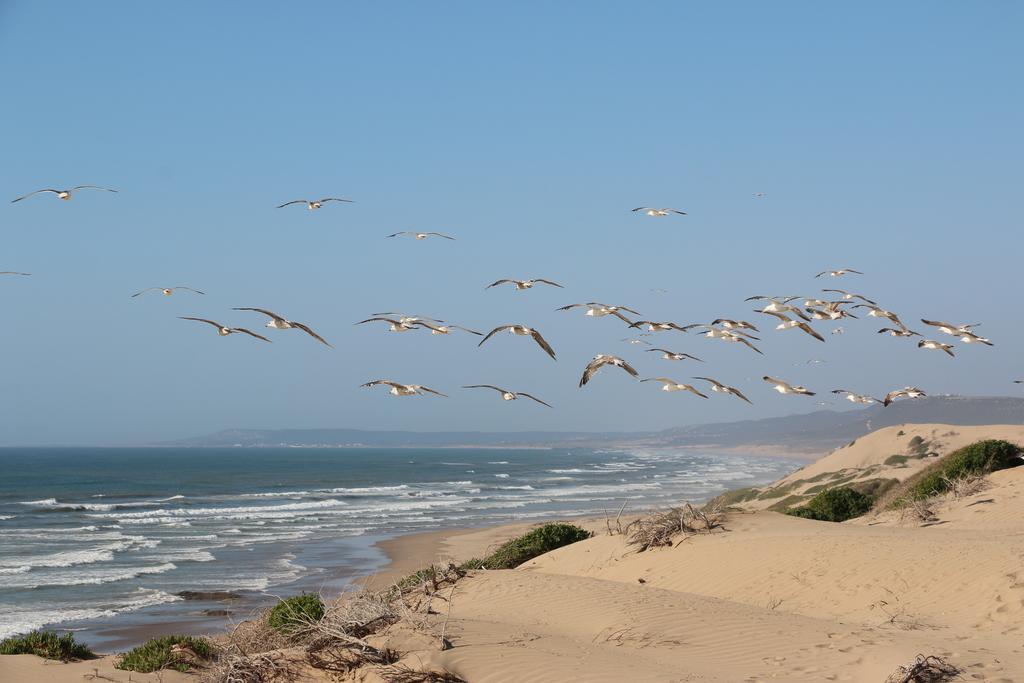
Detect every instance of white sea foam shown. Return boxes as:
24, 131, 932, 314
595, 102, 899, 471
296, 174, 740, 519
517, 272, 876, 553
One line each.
0, 589, 182, 640
0, 536, 158, 571
494, 473, 510, 479
3, 562, 177, 589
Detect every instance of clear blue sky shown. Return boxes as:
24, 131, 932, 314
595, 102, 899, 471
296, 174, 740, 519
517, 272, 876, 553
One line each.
1, 2, 1021, 445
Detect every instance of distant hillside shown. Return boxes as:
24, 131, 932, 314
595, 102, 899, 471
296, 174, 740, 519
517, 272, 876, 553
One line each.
165, 427, 631, 448
165, 396, 1024, 452
648, 396, 1024, 451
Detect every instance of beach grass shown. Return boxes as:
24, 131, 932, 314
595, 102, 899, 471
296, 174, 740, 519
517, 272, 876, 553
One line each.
267, 593, 326, 634
477, 522, 592, 569
0, 630, 94, 661
115, 634, 215, 673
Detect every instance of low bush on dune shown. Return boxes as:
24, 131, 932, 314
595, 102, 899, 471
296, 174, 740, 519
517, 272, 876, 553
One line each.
480, 523, 592, 569
785, 486, 873, 522
891, 439, 1023, 506
395, 523, 592, 590
0, 630, 94, 661
116, 634, 215, 673
267, 593, 325, 634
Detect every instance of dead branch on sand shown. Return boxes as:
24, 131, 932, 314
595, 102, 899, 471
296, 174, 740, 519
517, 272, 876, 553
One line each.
941, 473, 988, 500
900, 498, 937, 525
380, 664, 469, 682
884, 653, 962, 682
605, 500, 628, 536
626, 502, 724, 551
201, 652, 298, 683
305, 641, 400, 675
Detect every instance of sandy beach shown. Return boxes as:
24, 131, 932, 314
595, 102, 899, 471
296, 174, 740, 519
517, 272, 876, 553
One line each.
5, 424, 1024, 681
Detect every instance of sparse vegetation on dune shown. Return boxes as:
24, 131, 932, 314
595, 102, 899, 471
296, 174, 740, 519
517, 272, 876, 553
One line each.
887, 439, 1022, 508
116, 634, 216, 673
0, 630, 94, 661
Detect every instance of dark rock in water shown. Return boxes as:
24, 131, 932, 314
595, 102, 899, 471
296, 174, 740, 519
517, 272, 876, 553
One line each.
202, 609, 232, 617
177, 590, 242, 601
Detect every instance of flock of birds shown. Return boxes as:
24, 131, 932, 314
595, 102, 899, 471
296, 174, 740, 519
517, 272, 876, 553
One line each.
6, 186, 1003, 412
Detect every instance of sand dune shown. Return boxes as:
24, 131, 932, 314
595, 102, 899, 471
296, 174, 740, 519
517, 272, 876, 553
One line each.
729, 423, 1024, 511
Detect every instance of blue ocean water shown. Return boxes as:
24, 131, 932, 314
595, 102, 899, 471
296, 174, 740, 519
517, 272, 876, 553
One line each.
0, 446, 798, 645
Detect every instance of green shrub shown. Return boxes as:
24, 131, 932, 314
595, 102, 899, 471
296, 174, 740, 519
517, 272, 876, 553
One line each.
898, 439, 1022, 503
116, 634, 214, 673
785, 486, 873, 522
0, 631, 94, 661
267, 593, 324, 634
479, 523, 592, 569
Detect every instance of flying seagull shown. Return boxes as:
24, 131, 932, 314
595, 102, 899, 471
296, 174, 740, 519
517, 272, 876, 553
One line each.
178, 317, 271, 342
621, 337, 653, 346
412, 320, 483, 336
756, 310, 825, 342
356, 317, 420, 333
703, 328, 764, 354
822, 289, 876, 304
921, 319, 993, 345
629, 320, 694, 333
878, 327, 921, 338
579, 354, 639, 387
692, 377, 753, 404
710, 318, 759, 332
647, 348, 703, 362
763, 376, 816, 396
462, 385, 552, 407
557, 303, 639, 324
0, 271, 30, 276
851, 304, 906, 328
486, 278, 564, 290
632, 207, 686, 217
883, 387, 926, 407
131, 286, 205, 298
386, 231, 455, 240
641, 378, 709, 398
360, 380, 446, 397
370, 312, 446, 326
11, 186, 118, 203
815, 268, 863, 278
753, 192, 767, 198
805, 300, 858, 321
479, 324, 556, 360
918, 339, 955, 357
954, 329, 994, 346
745, 295, 801, 305
277, 197, 353, 210
831, 389, 882, 405
233, 307, 331, 346
920, 319, 980, 335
